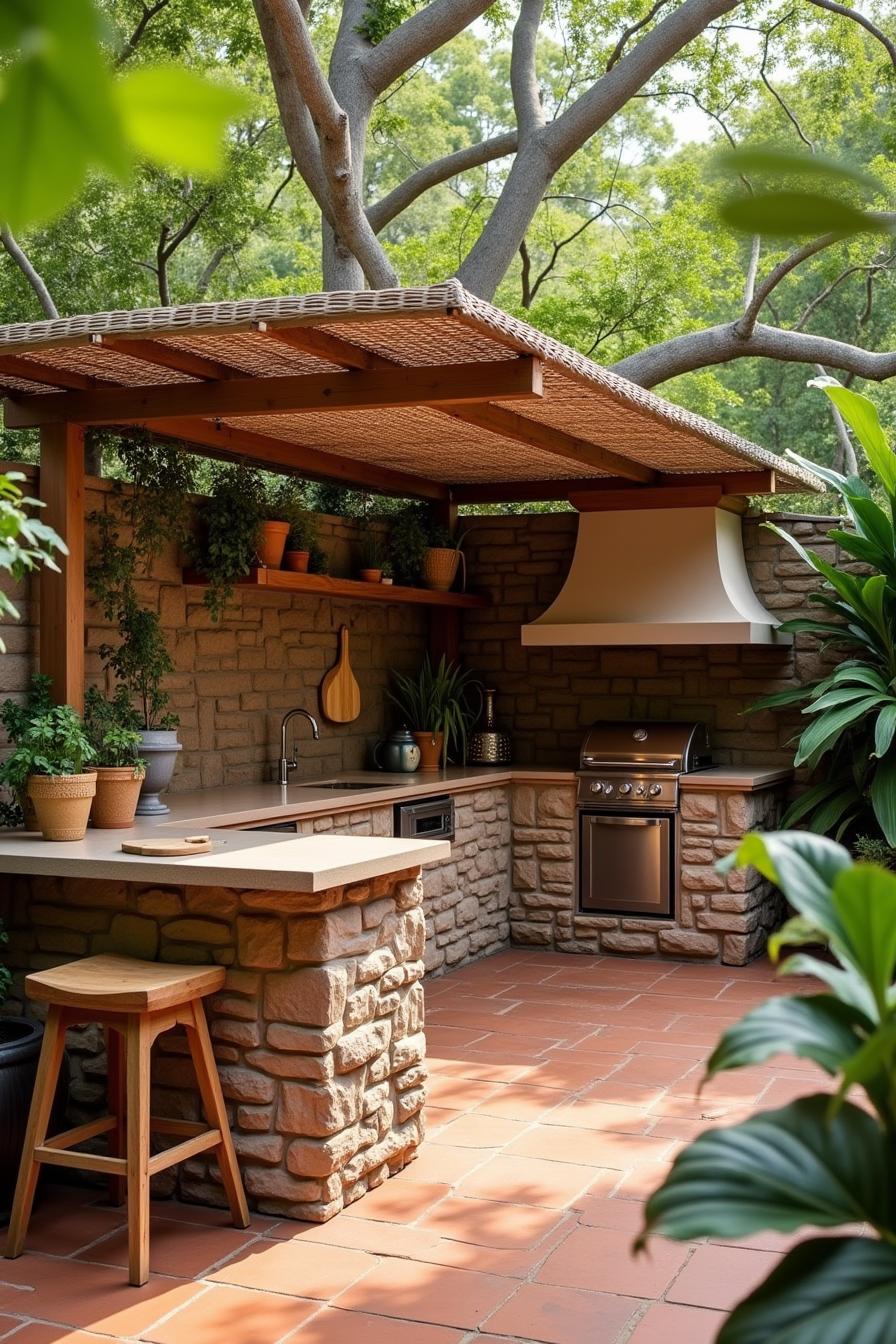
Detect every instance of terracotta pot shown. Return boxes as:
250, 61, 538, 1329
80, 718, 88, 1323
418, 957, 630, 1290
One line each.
91, 765, 145, 829
27, 772, 96, 841
258, 520, 290, 569
359, 568, 382, 583
284, 549, 310, 573
413, 731, 444, 771
422, 547, 463, 592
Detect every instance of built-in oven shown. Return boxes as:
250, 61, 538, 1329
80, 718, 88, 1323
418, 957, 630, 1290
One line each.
394, 795, 455, 842
578, 808, 675, 918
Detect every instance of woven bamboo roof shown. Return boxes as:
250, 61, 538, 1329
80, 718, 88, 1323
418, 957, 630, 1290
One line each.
0, 282, 821, 499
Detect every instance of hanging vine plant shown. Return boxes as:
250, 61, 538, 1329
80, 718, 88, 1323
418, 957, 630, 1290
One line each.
191, 461, 265, 620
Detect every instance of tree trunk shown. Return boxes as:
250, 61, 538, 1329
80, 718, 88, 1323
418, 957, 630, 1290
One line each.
322, 218, 366, 289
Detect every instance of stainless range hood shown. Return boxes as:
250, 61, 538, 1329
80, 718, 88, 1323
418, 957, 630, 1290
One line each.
522, 505, 789, 647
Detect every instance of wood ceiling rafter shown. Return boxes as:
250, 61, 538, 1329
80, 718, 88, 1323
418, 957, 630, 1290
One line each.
4, 358, 542, 428
0, 354, 101, 391
97, 336, 241, 382
450, 469, 778, 504
258, 323, 656, 487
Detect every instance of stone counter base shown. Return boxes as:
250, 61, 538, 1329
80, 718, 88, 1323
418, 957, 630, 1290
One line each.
510, 783, 785, 965
1, 868, 426, 1223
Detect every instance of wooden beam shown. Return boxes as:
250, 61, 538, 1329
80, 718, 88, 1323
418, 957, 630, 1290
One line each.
259, 322, 387, 371
4, 358, 543, 428
449, 468, 779, 504
39, 423, 85, 711
149, 416, 448, 501
570, 484, 732, 512
99, 337, 240, 382
0, 354, 100, 390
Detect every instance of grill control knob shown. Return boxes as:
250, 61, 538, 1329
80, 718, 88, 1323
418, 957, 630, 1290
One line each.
648, 783, 663, 797
618, 783, 632, 796
590, 781, 604, 794
604, 782, 615, 796
635, 783, 646, 796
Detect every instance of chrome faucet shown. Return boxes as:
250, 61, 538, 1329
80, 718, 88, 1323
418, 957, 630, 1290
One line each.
278, 708, 320, 785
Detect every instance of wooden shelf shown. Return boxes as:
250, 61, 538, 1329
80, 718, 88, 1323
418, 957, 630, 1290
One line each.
183, 568, 489, 609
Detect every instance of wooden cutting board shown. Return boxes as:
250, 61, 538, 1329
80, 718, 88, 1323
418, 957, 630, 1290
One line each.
121, 835, 212, 857
320, 624, 361, 723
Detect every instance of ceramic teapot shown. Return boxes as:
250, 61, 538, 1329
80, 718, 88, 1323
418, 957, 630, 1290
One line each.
373, 726, 421, 773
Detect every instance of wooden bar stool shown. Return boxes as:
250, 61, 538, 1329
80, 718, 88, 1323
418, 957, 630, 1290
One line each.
4, 954, 249, 1286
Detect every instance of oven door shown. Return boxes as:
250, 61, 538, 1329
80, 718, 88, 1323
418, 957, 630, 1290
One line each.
578, 810, 673, 917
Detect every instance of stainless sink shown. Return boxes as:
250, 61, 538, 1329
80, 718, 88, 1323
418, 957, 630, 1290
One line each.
301, 780, 395, 790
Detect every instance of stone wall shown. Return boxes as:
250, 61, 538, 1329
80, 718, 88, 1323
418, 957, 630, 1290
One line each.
0, 471, 428, 789
461, 511, 845, 772
1, 866, 427, 1223
509, 779, 786, 965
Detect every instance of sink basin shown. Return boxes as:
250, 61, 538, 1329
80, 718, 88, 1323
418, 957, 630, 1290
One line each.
301, 780, 396, 790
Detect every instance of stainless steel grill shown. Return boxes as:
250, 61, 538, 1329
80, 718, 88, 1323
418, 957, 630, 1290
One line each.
576, 721, 711, 918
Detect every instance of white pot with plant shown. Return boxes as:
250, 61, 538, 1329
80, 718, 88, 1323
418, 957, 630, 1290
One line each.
2, 704, 96, 841
84, 687, 146, 829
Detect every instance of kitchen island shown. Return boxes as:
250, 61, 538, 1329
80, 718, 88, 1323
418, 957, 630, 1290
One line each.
0, 818, 449, 1223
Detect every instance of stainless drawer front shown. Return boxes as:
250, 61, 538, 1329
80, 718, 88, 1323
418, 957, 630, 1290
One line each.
579, 811, 673, 917
394, 795, 455, 841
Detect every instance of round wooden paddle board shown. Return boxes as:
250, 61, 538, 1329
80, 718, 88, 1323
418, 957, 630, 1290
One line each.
121, 835, 212, 857
320, 624, 361, 723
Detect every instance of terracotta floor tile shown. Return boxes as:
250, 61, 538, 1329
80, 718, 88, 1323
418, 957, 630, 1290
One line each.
290, 1307, 464, 1342
456, 1154, 601, 1208
611, 1163, 674, 1200
76, 1215, 258, 1278
538, 1225, 690, 1297
422, 1105, 462, 1132
267, 1217, 441, 1257
667, 1243, 784, 1311
525, 1057, 628, 1090
543, 1099, 651, 1134
576, 1195, 647, 1232
424, 1077, 503, 1109
627, 1301, 727, 1344
333, 1259, 511, 1330
508, 1124, 673, 1169
209, 1239, 372, 1301
583, 1079, 669, 1108
0, 1328, 123, 1344
430, 1113, 528, 1149
420, 1196, 566, 1249
147, 1198, 278, 1232
409, 1237, 555, 1279
391, 1143, 487, 1186
475, 1083, 571, 1122
0, 1317, 22, 1339
143, 1283, 318, 1344
340, 1179, 448, 1223
606, 1055, 696, 1087
482, 1282, 639, 1344
0, 1258, 202, 1335
428, 1056, 536, 1083
19, 1198, 126, 1257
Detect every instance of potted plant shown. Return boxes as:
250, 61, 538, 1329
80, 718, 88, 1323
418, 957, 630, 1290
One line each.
422, 521, 467, 592
380, 560, 394, 586
0, 922, 43, 1224
100, 595, 181, 816
84, 687, 145, 829
388, 505, 429, 586
387, 654, 479, 769
193, 463, 265, 619
259, 475, 306, 570
0, 673, 55, 828
2, 704, 96, 841
357, 526, 383, 583
284, 508, 318, 573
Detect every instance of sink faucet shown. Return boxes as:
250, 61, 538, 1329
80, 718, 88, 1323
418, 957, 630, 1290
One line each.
278, 708, 320, 785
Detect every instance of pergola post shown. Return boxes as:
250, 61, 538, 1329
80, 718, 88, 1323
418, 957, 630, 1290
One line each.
39, 423, 85, 711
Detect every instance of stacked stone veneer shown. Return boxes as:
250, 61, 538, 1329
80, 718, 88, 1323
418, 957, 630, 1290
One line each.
295, 786, 512, 975
510, 780, 786, 965
1, 867, 427, 1222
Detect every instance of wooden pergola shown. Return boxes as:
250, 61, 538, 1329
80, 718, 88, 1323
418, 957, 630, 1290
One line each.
0, 282, 821, 709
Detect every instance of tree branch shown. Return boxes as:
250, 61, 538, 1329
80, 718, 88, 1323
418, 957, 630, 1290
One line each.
606, 0, 673, 70
115, 0, 173, 67
815, 364, 858, 473
363, 0, 496, 96
366, 131, 518, 233
804, 0, 896, 69
0, 227, 60, 318
735, 233, 840, 338
511, 0, 546, 141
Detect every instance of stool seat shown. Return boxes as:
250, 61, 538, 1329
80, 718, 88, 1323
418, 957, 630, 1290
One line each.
6, 952, 247, 1286
25, 954, 225, 1012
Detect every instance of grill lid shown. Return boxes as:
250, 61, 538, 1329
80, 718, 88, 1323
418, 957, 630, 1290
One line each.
579, 721, 711, 773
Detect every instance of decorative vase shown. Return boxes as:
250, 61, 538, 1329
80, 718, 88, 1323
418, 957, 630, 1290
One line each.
91, 765, 145, 829
27, 772, 96, 841
135, 730, 182, 816
468, 688, 512, 765
359, 568, 382, 583
0, 1018, 69, 1226
422, 547, 465, 592
413, 730, 444, 771
258, 520, 290, 569
284, 549, 310, 573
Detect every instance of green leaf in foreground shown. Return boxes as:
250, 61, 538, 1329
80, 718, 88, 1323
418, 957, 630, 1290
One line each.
715, 146, 885, 195
637, 1097, 890, 1245
718, 1237, 896, 1344
719, 191, 889, 239
705, 996, 870, 1081
115, 66, 252, 176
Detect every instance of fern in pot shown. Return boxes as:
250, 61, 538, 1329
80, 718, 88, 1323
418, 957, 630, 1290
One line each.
84, 686, 145, 829
387, 655, 479, 769
1, 704, 96, 841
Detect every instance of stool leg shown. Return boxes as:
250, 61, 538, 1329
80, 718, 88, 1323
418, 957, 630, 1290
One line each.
5, 1006, 67, 1259
185, 1002, 250, 1229
106, 1026, 127, 1207
125, 1016, 151, 1286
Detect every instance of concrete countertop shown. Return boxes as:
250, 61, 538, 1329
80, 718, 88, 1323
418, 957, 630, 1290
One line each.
680, 765, 793, 791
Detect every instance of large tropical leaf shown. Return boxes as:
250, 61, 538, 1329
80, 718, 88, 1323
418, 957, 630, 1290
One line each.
638, 1098, 890, 1245
874, 706, 896, 759
719, 832, 852, 942
810, 380, 896, 500
794, 698, 882, 768
775, 952, 879, 1020
705, 996, 870, 1082
832, 865, 896, 1010
718, 1237, 896, 1344
871, 751, 896, 845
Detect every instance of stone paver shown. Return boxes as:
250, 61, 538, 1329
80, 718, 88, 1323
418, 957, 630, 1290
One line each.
0, 950, 822, 1343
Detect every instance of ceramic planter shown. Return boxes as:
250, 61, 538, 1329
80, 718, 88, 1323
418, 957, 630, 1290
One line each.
258, 520, 290, 569
284, 549, 310, 573
91, 765, 146, 829
27, 772, 96, 841
413, 730, 444, 771
0, 1018, 69, 1225
359, 568, 382, 583
422, 547, 464, 592
135, 730, 182, 816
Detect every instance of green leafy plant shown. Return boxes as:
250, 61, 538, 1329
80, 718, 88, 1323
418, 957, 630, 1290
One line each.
358, 525, 383, 571
388, 505, 429, 584
194, 462, 265, 619
0, 473, 66, 651
387, 655, 479, 767
263, 475, 306, 525
638, 828, 896, 1342
99, 595, 177, 732
0, 674, 56, 826
307, 540, 329, 575
854, 835, 896, 870
750, 380, 896, 843
0, 705, 96, 792
84, 687, 144, 772
286, 509, 318, 553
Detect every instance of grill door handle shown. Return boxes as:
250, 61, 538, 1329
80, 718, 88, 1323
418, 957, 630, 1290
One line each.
587, 816, 662, 827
